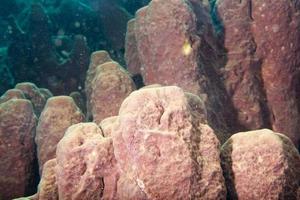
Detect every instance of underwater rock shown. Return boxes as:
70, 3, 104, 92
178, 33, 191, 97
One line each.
124, 19, 141, 76
36, 159, 58, 200
15, 82, 47, 117
215, 0, 268, 131
130, 0, 235, 141
113, 86, 226, 199
216, 0, 300, 147
0, 88, 25, 104
0, 99, 37, 199
85, 50, 112, 121
39, 88, 53, 100
134, 1, 201, 93
116, 175, 148, 200
56, 123, 117, 200
221, 129, 300, 200
90, 61, 135, 124
99, 116, 118, 137
35, 96, 84, 174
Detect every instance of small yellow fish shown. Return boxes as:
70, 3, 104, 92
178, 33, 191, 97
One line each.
182, 39, 192, 56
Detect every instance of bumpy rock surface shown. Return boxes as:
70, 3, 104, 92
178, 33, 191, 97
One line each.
99, 116, 118, 137
90, 61, 136, 123
128, 0, 235, 141
85, 50, 112, 121
134, 0, 201, 94
221, 129, 300, 200
15, 82, 47, 117
0, 99, 37, 199
56, 123, 118, 200
0, 88, 25, 104
36, 159, 58, 200
113, 86, 226, 199
35, 96, 84, 173
216, 0, 300, 147
125, 19, 141, 76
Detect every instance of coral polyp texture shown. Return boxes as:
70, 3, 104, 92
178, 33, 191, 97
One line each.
0, 0, 300, 199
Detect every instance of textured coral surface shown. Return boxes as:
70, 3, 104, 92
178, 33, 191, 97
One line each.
221, 129, 300, 200
0, 0, 300, 199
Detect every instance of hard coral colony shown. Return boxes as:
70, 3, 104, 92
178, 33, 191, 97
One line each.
0, 0, 299, 200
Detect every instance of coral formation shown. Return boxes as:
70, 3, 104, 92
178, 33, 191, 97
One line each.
221, 129, 300, 199
0, 99, 37, 199
36, 159, 58, 200
125, 0, 237, 143
90, 61, 136, 123
0, 0, 300, 199
216, 0, 300, 147
35, 96, 84, 174
31, 86, 227, 200
15, 82, 48, 117
113, 86, 226, 199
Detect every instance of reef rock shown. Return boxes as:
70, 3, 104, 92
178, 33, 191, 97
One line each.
0, 88, 25, 104
0, 99, 37, 199
99, 116, 118, 137
125, 19, 141, 76
56, 123, 118, 200
221, 129, 300, 200
35, 96, 84, 173
90, 61, 135, 123
116, 175, 148, 200
216, 0, 300, 147
134, 1, 201, 94
15, 82, 47, 117
36, 159, 58, 200
85, 50, 112, 120
129, 0, 235, 140
113, 86, 226, 199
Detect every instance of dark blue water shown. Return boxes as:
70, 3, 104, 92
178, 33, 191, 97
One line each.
0, 0, 150, 95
